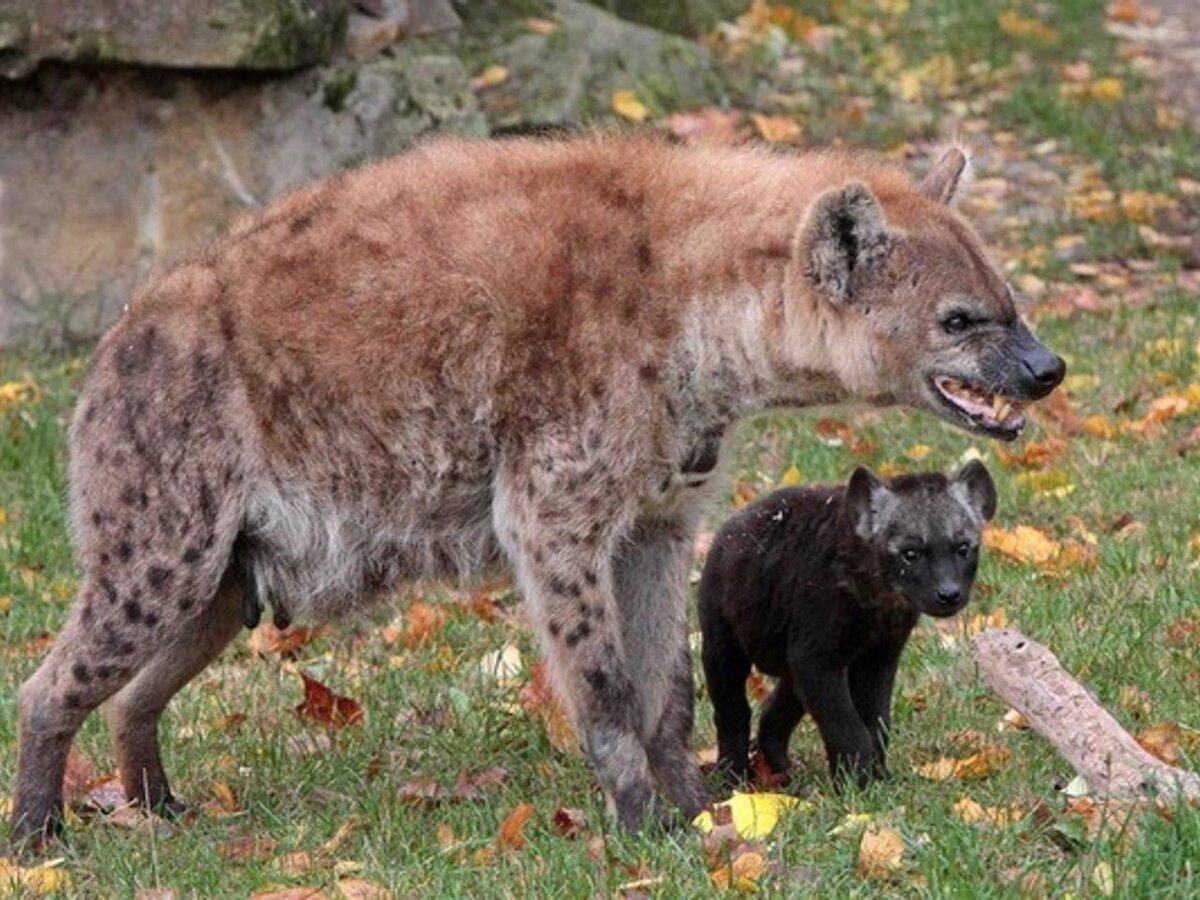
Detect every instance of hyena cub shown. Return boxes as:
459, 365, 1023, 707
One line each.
699, 461, 996, 787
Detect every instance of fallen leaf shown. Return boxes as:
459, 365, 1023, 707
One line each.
295, 672, 364, 729
321, 816, 360, 854
998, 10, 1058, 43
778, 464, 802, 486
665, 108, 746, 145
218, 835, 278, 862
518, 661, 578, 754
857, 825, 906, 879
951, 796, 1024, 826
750, 113, 802, 144
83, 777, 128, 812
479, 644, 523, 682
710, 850, 767, 892
62, 747, 98, 804
996, 438, 1068, 469
0, 380, 38, 412
398, 601, 447, 648
250, 890, 328, 900
693, 791, 806, 839
1136, 722, 1182, 765
249, 623, 322, 656
1092, 860, 1115, 896
551, 807, 588, 838
470, 64, 508, 91
336, 877, 392, 900
0, 859, 71, 895
497, 802, 536, 851
915, 746, 1010, 781
612, 90, 649, 123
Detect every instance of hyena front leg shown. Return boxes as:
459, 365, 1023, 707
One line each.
495, 465, 660, 830
614, 519, 710, 819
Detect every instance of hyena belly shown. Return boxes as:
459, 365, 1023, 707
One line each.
243, 471, 502, 624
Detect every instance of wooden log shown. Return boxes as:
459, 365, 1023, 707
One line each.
970, 627, 1200, 803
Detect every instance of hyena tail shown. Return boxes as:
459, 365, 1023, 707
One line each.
9, 317, 256, 848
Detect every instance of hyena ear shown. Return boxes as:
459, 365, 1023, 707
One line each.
953, 458, 997, 522
845, 465, 892, 541
798, 182, 893, 305
917, 147, 971, 206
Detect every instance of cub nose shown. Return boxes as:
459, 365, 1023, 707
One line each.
1023, 353, 1066, 390
936, 587, 961, 607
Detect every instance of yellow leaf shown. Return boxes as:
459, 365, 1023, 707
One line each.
1087, 77, 1124, 102
828, 811, 875, 836
896, 70, 922, 102
965, 607, 1008, 635
693, 791, 807, 839
710, 851, 767, 892
1120, 190, 1175, 224
857, 826, 906, 879
0, 596, 11, 613
998, 10, 1058, 43
915, 746, 1010, 781
951, 796, 1023, 826
611, 90, 649, 123
905, 444, 932, 461
0, 506, 7, 526
984, 525, 1060, 567
0, 380, 37, 413
1091, 861, 1114, 896
779, 465, 803, 487
1014, 469, 1075, 499
1083, 414, 1117, 439
0, 859, 71, 895
750, 113, 802, 144
471, 64, 509, 91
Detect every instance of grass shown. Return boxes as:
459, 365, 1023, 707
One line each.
2, 0, 1200, 896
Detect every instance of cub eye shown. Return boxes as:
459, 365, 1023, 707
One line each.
955, 541, 974, 558
942, 312, 973, 334
901, 547, 923, 563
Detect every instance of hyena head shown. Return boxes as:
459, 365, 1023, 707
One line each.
842, 460, 997, 617
790, 147, 1065, 441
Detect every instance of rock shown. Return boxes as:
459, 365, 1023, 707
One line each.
581, 0, 744, 37
346, 1, 462, 59
479, 0, 725, 130
0, 0, 349, 78
0, 0, 724, 346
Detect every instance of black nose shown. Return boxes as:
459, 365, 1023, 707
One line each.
936, 587, 961, 606
1024, 354, 1066, 390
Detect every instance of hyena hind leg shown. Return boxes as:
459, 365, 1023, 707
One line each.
103, 579, 243, 813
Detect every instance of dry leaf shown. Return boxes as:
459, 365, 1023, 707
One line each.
0, 380, 38, 412
952, 796, 1024, 826
1136, 722, 1182, 765
710, 850, 767, 892
857, 826, 906, 879
518, 661, 578, 754
470, 65, 508, 91
998, 10, 1058, 43
665, 108, 746, 145
399, 601, 447, 648
778, 464, 802, 487
250, 890, 328, 900
249, 623, 322, 656
612, 90, 649, 123
750, 114, 801, 144
915, 746, 1010, 781
497, 802, 536, 851
0, 859, 71, 895
336, 877, 392, 900
551, 807, 588, 839
218, 835, 278, 862
479, 644, 523, 682
295, 672, 364, 729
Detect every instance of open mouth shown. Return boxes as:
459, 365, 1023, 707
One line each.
932, 376, 1028, 440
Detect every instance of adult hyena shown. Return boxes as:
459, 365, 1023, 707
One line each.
10, 136, 1063, 844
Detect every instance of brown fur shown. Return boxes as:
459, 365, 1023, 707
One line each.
9, 135, 1062, 846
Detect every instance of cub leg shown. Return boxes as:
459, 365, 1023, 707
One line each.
789, 652, 877, 789
700, 607, 753, 784
614, 518, 710, 819
847, 646, 903, 776
755, 678, 805, 777
103, 580, 244, 812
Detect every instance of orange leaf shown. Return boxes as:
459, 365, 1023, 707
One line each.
249, 623, 323, 656
497, 802, 536, 851
857, 826, 906, 879
1137, 722, 1182, 765
336, 877, 393, 900
295, 672, 364, 729
995, 438, 1068, 470
218, 835, 279, 862
400, 601, 447, 648
750, 113, 802, 144
518, 661, 578, 754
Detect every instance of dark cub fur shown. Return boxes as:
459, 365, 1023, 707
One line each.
699, 461, 996, 787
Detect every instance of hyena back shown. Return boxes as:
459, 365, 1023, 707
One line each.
11, 135, 1062, 845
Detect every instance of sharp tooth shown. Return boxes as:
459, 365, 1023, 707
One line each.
995, 401, 1012, 421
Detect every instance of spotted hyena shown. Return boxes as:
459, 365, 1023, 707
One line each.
10, 136, 1063, 846
699, 461, 996, 787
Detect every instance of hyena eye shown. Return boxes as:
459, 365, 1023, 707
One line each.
901, 547, 923, 563
941, 312, 973, 334
955, 541, 974, 558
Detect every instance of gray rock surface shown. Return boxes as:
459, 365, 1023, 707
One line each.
0, 0, 348, 78
0, 0, 723, 346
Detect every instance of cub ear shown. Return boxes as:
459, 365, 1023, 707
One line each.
845, 465, 891, 541
953, 458, 997, 522
918, 146, 971, 206
797, 182, 893, 305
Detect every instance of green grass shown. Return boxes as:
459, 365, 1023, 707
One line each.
3, 0, 1200, 895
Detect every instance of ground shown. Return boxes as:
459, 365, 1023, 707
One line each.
1, 0, 1199, 896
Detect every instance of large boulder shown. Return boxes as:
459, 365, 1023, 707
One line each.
0, 0, 349, 78
0, 0, 726, 347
